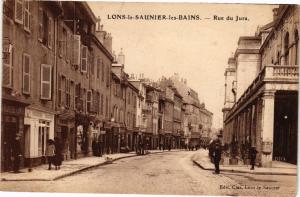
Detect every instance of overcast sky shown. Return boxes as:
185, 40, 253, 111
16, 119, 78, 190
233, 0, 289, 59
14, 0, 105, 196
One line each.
88, 2, 276, 128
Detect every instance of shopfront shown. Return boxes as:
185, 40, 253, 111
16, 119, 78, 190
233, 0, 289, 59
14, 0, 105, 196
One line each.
1, 98, 28, 172
23, 107, 55, 167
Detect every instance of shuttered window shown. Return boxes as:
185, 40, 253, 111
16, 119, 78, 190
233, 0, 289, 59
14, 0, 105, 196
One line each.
48, 16, 53, 49
81, 45, 88, 72
22, 53, 30, 94
24, 0, 31, 32
66, 79, 70, 108
3, 45, 13, 88
38, 6, 43, 42
40, 64, 52, 100
87, 90, 92, 112
72, 35, 81, 66
14, 0, 23, 24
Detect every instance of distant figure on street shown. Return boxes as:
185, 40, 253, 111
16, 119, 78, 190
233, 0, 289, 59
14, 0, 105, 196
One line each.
92, 139, 98, 156
12, 134, 22, 173
45, 139, 55, 170
249, 146, 257, 170
54, 137, 63, 170
213, 137, 222, 174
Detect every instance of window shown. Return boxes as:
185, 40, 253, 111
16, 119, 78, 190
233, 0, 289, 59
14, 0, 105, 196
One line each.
295, 30, 299, 65
87, 90, 92, 112
62, 27, 67, 57
66, 79, 70, 108
38, 6, 43, 42
100, 94, 104, 115
106, 65, 110, 87
96, 92, 100, 114
38, 120, 50, 156
14, 0, 23, 24
81, 45, 88, 72
22, 53, 30, 94
70, 81, 74, 109
40, 64, 52, 100
75, 83, 81, 110
3, 44, 13, 88
38, 6, 52, 48
284, 32, 290, 65
97, 58, 101, 79
90, 52, 94, 75
72, 35, 81, 66
24, 0, 31, 32
102, 62, 105, 82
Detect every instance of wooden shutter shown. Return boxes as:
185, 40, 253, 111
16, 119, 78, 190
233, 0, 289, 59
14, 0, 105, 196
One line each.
24, 0, 30, 32
38, 6, 43, 42
87, 90, 92, 112
14, 0, 23, 24
2, 45, 13, 88
22, 53, 30, 94
48, 16, 53, 49
40, 64, 52, 100
81, 45, 88, 72
72, 35, 81, 66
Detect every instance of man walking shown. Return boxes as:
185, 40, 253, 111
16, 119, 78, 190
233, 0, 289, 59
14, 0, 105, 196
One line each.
249, 146, 257, 170
213, 136, 222, 174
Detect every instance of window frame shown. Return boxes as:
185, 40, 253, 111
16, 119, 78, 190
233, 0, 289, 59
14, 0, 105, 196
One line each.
40, 64, 52, 100
22, 53, 31, 94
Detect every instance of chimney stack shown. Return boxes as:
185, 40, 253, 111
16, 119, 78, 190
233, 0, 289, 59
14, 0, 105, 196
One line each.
117, 48, 125, 65
272, 8, 279, 21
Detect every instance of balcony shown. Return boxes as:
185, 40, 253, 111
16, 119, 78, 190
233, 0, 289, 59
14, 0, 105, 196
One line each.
226, 64, 298, 120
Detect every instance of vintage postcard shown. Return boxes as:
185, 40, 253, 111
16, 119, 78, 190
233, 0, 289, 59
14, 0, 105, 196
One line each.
0, 1, 298, 197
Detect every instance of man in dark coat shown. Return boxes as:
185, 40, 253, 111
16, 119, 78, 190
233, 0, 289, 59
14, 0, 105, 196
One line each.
249, 146, 258, 170
213, 138, 222, 174
54, 137, 63, 170
12, 134, 22, 173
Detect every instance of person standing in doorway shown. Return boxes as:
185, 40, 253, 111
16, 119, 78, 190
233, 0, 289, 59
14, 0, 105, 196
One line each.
12, 134, 22, 173
249, 146, 257, 170
45, 139, 55, 170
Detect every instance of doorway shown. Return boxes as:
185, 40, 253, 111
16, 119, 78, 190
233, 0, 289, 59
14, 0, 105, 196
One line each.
273, 91, 298, 164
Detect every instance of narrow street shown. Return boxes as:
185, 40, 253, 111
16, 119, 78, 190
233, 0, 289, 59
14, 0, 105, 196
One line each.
0, 151, 296, 196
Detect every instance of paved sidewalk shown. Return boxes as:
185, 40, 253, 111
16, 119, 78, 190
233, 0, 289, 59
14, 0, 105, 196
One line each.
1, 149, 178, 181
192, 149, 297, 176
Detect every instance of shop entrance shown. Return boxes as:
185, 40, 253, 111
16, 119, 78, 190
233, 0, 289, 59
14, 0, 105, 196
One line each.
273, 91, 298, 164
2, 119, 17, 171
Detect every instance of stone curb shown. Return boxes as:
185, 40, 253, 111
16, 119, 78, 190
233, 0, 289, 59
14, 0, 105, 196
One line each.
192, 160, 297, 176
1, 150, 182, 182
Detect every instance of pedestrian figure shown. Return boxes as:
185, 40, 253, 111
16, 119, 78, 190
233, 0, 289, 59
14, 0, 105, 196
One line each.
45, 139, 55, 170
54, 137, 63, 170
98, 136, 103, 157
92, 139, 99, 156
12, 134, 22, 173
213, 138, 222, 174
249, 146, 257, 170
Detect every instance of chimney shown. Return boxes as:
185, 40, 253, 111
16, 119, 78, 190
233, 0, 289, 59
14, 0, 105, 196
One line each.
272, 8, 279, 21
130, 73, 134, 79
117, 48, 125, 65
104, 33, 112, 54
112, 51, 117, 63
95, 17, 106, 44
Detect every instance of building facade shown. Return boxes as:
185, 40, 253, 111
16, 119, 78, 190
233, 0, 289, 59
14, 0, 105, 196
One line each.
223, 5, 299, 167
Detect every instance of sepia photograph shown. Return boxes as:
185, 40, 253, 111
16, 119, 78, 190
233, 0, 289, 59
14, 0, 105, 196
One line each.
0, 1, 299, 196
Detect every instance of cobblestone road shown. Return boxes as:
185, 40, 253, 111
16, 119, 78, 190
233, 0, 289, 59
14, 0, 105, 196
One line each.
0, 151, 297, 196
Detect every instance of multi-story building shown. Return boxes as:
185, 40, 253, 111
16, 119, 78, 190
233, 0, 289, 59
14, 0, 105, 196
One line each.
1, 1, 113, 171
223, 5, 298, 167
172, 88, 183, 148
2, 0, 62, 171
55, 2, 113, 160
